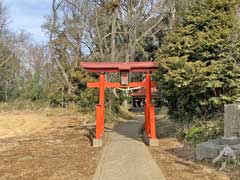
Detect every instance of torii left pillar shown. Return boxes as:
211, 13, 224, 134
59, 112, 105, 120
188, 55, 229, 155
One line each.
93, 73, 105, 147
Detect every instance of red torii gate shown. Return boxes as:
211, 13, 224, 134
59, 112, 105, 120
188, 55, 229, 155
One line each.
80, 62, 158, 147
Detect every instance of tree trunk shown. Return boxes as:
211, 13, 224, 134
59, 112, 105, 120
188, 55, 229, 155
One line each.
111, 9, 117, 62
50, 0, 73, 95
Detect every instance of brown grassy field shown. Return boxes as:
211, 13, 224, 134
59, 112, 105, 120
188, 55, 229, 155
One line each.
0, 110, 101, 180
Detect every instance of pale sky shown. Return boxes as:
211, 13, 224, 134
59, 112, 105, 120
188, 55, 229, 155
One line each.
6, 0, 51, 43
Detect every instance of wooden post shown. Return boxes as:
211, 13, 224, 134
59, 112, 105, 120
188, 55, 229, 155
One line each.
95, 105, 102, 139
96, 73, 105, 139
99, 73, 105, 105
145, 73, 151, 136
145, 73, 151, 105
150, 104, 156, 139
145, 72, 156, 139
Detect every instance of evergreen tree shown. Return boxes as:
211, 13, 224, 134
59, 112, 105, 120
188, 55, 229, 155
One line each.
156, 0, 240, 120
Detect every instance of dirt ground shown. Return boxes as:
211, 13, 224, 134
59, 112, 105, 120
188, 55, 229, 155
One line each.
149, 114, 240, 180
0, 111, 102, 180
150, 138, 231, 180
0, 110, 239, 180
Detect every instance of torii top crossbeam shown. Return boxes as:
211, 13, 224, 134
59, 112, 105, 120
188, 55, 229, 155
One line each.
80, 62, 157, 73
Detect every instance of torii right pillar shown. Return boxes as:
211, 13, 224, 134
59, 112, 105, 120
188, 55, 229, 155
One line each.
144, 72, 158, 146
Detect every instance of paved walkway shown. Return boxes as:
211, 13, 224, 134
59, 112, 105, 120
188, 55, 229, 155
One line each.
93, 116, 166, 180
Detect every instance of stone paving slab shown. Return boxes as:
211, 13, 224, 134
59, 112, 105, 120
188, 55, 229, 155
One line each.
93, 117, 166, 180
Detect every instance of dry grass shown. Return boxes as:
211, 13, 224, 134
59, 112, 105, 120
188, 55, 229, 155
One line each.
0, 110, 102, 180
150, 114, 240, 180
150, 138, 229, 180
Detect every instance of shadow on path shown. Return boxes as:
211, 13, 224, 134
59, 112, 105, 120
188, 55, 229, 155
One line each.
113, 117, 144, 142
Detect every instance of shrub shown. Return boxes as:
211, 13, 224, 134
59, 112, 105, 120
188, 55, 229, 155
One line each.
178, 118, 224, 144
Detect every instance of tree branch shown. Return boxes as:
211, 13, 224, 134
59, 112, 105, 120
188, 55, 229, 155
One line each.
0, 51, 14, 68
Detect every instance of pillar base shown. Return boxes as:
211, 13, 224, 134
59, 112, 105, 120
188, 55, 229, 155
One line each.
92, 138, 103, 147
92, 135, 105, 147
143, 132, 159, 147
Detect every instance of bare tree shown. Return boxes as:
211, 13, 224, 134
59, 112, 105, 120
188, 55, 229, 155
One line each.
62, 0, 176, 62
0, 0, 14, 68
0, 0, 8, 36
47, 0, 74, 94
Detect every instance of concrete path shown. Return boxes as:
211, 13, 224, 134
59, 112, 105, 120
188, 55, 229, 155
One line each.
93, 116, 166, 180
